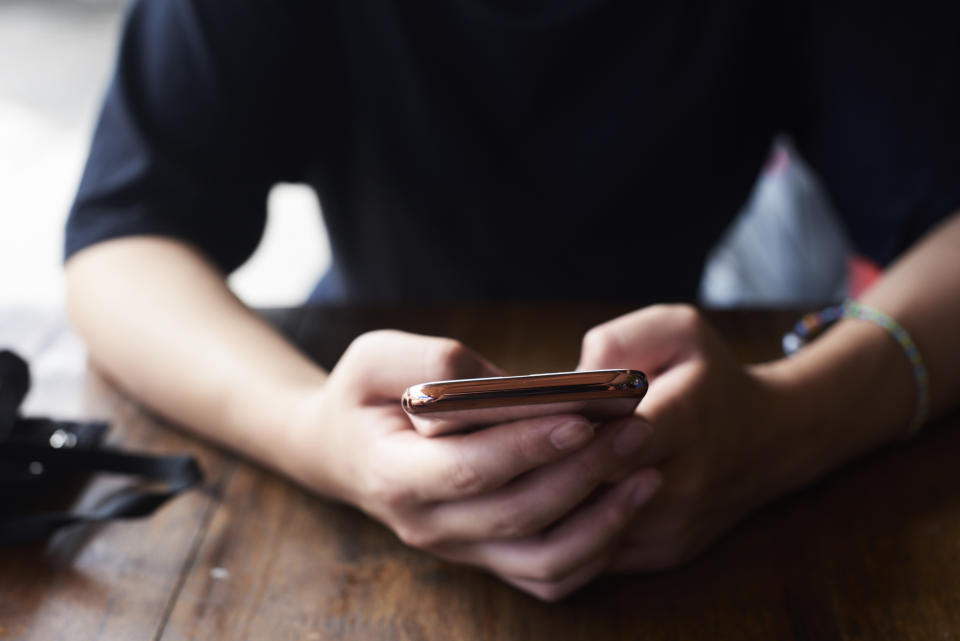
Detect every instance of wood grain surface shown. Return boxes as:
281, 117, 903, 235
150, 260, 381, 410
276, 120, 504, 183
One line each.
2, 305, 960, 640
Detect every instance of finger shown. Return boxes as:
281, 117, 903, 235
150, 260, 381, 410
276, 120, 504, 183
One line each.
603, 520, 707, 574
602, 414, 671, 480
420, 417, 655, 539
437, 468, 662, 581
578, 304, 705, 375
338, 329, 503, 400
581, 353, 704, 478
603, 488, 744, 574
600, 487, 679, 574
603, 359, 703, 471
605, 539, 682, 573
385, 413, 597, 503
500, 553, 610, 602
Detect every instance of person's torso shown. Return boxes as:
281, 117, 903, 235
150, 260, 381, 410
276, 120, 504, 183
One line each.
293, 0, 782, 302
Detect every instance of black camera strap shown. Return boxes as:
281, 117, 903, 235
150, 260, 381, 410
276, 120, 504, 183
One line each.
0, 350, 204, 545
0, 444, 203, 545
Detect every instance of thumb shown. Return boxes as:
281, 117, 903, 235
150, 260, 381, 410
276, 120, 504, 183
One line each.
577, 304, 705, 377
339, 330, 505, 401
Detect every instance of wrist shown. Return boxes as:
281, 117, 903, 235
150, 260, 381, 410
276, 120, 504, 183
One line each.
750, 317, 914, 489
219, 366, 335, 491
282, 383, 356, 502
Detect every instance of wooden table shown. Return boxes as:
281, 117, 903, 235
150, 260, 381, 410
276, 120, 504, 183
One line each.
3, 305, 960, 640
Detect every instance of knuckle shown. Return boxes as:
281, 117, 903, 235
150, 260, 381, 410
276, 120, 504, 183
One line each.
444, 451, 486, 496
598, 498, 631, 534
347, 329, 390, 354
342, 329, 401, 367
581, 326, 622, 367
425, 337, 469, 380
531, 583, 568, 603
394, 520, 441, 550
365, 470, 415, 514
511, 423, 550, 464
488, 503, 540, 539
666, 304, 705, 337
529, 552, 574, 584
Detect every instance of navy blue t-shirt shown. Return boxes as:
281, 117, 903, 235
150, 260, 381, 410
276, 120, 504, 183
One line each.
65, 1, 960, 302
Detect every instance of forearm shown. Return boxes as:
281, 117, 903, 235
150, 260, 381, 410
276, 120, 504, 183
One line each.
858, 210, 960, 418
65, 236, 327, 474
755, 210, 960, 486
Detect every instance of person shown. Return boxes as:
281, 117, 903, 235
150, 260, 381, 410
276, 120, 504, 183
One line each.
63, 0, 960, 601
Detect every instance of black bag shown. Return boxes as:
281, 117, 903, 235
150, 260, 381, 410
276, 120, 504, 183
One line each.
0, 349, 203, 545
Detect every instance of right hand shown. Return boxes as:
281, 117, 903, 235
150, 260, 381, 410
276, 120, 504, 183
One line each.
285, 330, 662, 600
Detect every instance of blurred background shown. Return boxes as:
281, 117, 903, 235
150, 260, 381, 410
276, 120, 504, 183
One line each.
0, 0, 329, 310
0, 0, 856, 311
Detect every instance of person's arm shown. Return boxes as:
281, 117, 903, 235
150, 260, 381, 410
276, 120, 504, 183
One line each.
66, 235, 662, 600
762, 208, 960, 472
66, 237, 327, 479
65, 236, 581, 495
64, 0, 668, 601
575, 210, 960, 576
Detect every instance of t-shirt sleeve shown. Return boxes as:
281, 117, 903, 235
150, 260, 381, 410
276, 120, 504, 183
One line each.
65, 0, 315, 273
788, 4, 960, 266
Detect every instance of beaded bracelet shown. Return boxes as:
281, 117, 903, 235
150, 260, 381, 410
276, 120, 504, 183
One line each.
782, 300, 930, 439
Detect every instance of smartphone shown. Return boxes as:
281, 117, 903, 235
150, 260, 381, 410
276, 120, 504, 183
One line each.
401, 369, 647, 436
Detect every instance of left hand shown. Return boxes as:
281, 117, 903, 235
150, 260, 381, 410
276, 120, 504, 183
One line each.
577, 304, 809, 573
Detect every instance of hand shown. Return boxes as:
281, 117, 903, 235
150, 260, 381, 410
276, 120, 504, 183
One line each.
578, 305, 807, 573
286, 330, 662, 601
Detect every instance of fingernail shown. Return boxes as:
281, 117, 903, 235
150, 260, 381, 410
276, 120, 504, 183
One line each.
632, 471, 662, 508
549, 419, 594, 451
612, 421, 651, 458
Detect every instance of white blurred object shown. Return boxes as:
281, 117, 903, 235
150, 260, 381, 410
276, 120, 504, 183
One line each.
0, 101, 80, 307
0, 2, 328, 310
699, 139, 850, 307
228, 184, 330, 307
0, 1, 122, 308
